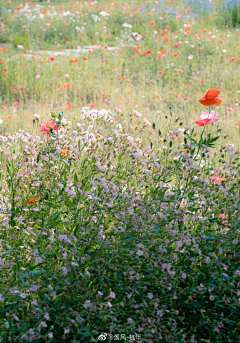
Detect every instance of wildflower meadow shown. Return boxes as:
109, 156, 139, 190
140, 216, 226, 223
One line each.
1, 1, 240, 342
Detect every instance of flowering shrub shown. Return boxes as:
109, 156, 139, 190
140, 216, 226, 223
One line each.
0, 110, 240, 342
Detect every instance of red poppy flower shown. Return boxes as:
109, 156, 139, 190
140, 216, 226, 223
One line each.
41, 120, 58, 135
199, 89, 222, 106
28, 199, 36, 205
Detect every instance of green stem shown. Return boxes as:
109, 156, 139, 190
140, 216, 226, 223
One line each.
177, 106, 211, 212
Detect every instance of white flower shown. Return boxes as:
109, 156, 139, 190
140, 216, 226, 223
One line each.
92, 14, 99, 22
60, 118, 67, 125
122, 23, 132, 29
147, 293, 153, 299
99, 11, 109, 17
136, 250, 144, 256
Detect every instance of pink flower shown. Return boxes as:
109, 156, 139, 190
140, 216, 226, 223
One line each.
40, 120, 58, 135
17, 45, 23, 49
195, 112, 219, 127
174, 43, 179, 48
211, 172, 226, 184
36, 75, 40, 78
109, 291, 116, 298
218, 213, 228, 219
12, 89, 16, 93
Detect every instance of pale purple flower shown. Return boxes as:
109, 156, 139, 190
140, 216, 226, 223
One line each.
205, 257, 210, 264
109, 291, 115, 298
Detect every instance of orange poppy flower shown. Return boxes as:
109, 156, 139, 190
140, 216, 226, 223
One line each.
150, 21, 156, 26
199, 89, 222, 106
61, 149, 67, 157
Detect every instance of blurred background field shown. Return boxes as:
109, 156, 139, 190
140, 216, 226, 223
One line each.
0, 0, 240, 147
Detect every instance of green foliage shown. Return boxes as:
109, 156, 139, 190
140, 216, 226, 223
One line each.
11, 35, 29, 49
0, 112, 240, 342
